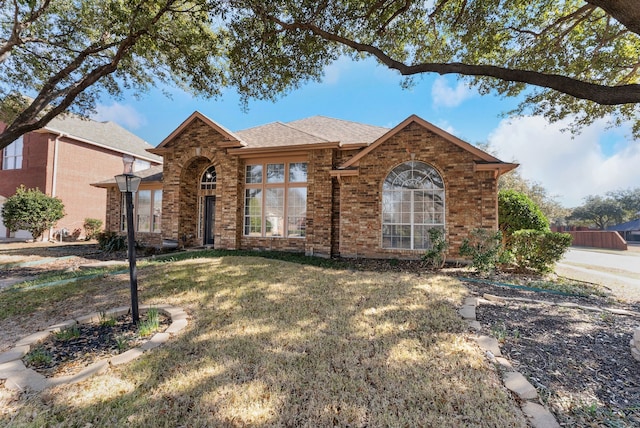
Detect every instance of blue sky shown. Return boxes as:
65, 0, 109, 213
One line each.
93, 56, 639, 208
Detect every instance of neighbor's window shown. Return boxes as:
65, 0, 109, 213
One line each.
382, 161, 445, 250
2, 136, 23, 170
120, 189, 162, 233
244, 162, 307, 237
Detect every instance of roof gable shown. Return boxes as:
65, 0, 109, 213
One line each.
340, 114, 505, 169
155, 111, 245, 150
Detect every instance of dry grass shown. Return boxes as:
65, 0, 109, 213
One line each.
1, 256, 527, 427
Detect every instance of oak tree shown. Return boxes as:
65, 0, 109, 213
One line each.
232, 0, 640, 134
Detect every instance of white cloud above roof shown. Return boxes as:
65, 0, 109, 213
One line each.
93, 102, 147, 130
431, 76, 475, 108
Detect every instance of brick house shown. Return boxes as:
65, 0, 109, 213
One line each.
0, 115, 161, 240
96, 112, 516, 258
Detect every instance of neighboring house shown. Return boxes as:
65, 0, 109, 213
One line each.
608, 217, 640, 243
0, 115, 162, 240
94, 112, 517, 259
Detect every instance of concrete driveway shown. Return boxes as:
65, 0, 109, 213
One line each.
556, 246, 640, 302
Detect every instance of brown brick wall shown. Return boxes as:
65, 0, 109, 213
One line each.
337, 122, 498, 259
103, 118, 503, 260
159, 118, 242, 249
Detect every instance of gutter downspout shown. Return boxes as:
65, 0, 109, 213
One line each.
49, 133, 63, 241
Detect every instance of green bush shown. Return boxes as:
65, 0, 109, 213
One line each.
97, 231, 126, 253
510, 229, 573, 273
83, 218, 103, 240
1, 186, 65, 240
459, 228, 506, 273
499, 190, 549, 247
422, 227, 448, 269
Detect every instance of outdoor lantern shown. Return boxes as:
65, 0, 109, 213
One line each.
115, 154, 142, 323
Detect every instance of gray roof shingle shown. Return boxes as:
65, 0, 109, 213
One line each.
43, 115, 162, 163
234, 116, 389, 148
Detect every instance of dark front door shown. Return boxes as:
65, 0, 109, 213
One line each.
204, 196, 215, 246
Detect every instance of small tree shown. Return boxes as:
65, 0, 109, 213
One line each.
499, 190, 549, 247
1, 186, 65, 240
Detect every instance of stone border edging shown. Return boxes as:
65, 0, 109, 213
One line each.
0, 305, 189, 392
459, 296, 561, 428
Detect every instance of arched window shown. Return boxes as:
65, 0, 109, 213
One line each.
382, 161, 445, 249
200, 165, 217, 190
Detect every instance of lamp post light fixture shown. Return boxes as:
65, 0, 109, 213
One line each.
115, 155, 142, 324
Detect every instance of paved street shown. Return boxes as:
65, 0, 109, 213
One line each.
556, 246, 640, 302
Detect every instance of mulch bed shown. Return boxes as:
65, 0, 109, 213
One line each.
23, 312, 170, 378
463, 279, 640, 428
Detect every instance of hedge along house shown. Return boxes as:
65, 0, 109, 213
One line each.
95, 112, 517, 259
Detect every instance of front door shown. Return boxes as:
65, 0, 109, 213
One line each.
204, 196, 215, 246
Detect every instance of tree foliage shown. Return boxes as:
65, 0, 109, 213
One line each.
498, 190, 549, 241
569, 195, 625, 229
0, 0, 339, 150
235, 0, 640, 134
606, 187, 640, 219
1, 186, 65, 240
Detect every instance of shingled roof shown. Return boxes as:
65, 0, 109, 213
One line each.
234, 116, 389, 148
38, 115, 162, 163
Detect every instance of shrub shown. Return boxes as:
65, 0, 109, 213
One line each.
459, 228, 506, 273
83, 218, 103, 240
510, 229, 573, 273
422, 227, 448, 269
97, 231, 126, 253
499, 190, 549, 247
1, 186, 65, 240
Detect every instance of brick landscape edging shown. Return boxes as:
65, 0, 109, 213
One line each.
0, 305, 189, 392
459, 296, 561, 428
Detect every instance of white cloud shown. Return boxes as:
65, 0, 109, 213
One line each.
92, 102, 147, 130
431, 76, 474, 108
488, 116, 640, 207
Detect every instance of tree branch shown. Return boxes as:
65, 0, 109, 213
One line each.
269, 17, 640, 105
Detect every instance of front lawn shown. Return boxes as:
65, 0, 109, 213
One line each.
0, 255, 526, 427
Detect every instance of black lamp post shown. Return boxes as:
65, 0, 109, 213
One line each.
115, 155, 142, 324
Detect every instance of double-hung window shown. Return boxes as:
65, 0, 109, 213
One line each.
121, 189, 162, 233
244, 162, 307, 237
2, 137, 23, 170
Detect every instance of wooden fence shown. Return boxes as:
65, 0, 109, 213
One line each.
565, 230, 628, 250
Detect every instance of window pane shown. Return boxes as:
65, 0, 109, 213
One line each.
265, 188, 284, 236
137, 190, 151, 232
244, 189, 262, 235
246, 165, 262, 184
382, 224, 411, 249
2, 137, 23, 170
267, 163, 285, 183
287, 188, 307, 237
152, 191, 162, 233
289, 162, 307, 182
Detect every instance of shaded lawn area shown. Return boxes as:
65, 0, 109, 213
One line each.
0, 256, 527, 427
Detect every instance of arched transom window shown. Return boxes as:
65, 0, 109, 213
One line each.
201, 165, 217, 190
382, 161, 445, 249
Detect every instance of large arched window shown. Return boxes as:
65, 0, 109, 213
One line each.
382, 161, 445, 249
